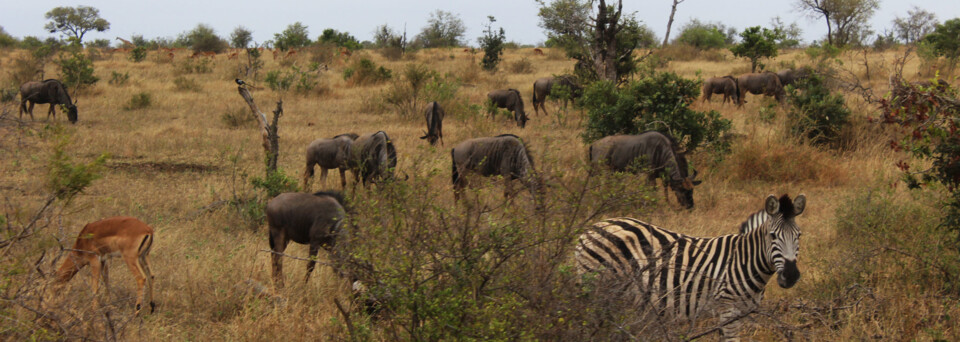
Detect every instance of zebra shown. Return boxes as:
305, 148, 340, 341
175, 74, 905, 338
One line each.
575, 194, 806, 341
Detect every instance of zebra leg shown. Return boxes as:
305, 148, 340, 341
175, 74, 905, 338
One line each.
718, 306, 745, 342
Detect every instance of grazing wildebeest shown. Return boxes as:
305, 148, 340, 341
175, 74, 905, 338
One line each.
588, 131, 702, 209
19, 79, 78, 123
302, 133, 359, 191
419, 101, 445, 146
701, 76, 739, 105
737, 72, 785, 106
348, 131, 398, 186
776, 68, 811, 87
532, 75, 582, 116
267, 191, 347, 288
451, 134, 542, 205
487, 89, 529, 128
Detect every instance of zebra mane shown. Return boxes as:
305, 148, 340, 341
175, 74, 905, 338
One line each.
739, 210, 771, 235
779, 194, 797, 219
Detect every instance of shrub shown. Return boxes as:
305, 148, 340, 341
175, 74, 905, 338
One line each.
721, 134, 847, 185
273, 22, 311, 51
220, 107, 255, 128
729, 26, 782, 72
1, 87, 18, 102
675, 19, 734, 49
382, 64, 460, 117
108, 71, 129, 86
785, 73, 851, 147
58, 49, 98, 88
6, 56, 43, 86
508, 57, 534, 74
129, 46, 147, 62
181, 24, 228, 53
173, 76, 202, 92
478, 16, 505, 71
343, 58, 392, 86
581, 71, 732, 156
250, 169, 298, 198
921, 18, 960, 67
318, 28, 361, 50
123, 92, 151, 110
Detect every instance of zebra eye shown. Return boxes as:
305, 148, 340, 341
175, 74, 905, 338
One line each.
769, 232, 777, 239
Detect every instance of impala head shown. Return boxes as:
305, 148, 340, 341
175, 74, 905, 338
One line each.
763, 194, 806, 289
54, 251, 87, 284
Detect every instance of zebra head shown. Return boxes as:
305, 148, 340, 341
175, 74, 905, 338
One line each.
764, 194, 806, 289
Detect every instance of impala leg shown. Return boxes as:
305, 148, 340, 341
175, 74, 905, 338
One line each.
124, 255, 149, 315
89, 258, 102, 311
100, 260, 110, 294
139, 254, 155, 313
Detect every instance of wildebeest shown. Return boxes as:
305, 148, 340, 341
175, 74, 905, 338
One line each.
701, 76, 739, 105
267, 191, 347, 288
348, 131, 398, 186
19, 79, 78, 123
776, 68, 811, 87
737, 72, 785, 106
419, 101, 445, 146
451, 134, 542, 205
302, 133, 359, 191
588, 131, 701, 209
487, 89, 529, 128
532, 75, 582, 116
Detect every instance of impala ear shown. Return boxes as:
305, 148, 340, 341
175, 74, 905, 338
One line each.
765, 195, 780, 215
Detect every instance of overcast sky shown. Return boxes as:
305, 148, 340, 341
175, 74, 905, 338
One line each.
1, 1, 958, 47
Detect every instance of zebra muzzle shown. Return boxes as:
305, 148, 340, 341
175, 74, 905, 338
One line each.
777, 259, 800, 288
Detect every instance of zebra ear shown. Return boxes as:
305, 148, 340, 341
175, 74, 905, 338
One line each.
793, 194, 806, 215
765, 195, 780, 215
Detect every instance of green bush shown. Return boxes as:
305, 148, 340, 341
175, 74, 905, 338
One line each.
675, 19, 734, 50
46, 130, 107, 203
123, 92, 151, 110
108, 71, 129, 86
581, 71, 732, 155
478, 16, 505, 71
129, 46, 147, 62
343, 58, 392, 86
382, 64, 460, 117
181, 24, 228, 53
273, 22, 311, 51
318, 28, 361, 50
251, 169, 298, 198
785, 73, 850, 146
58, 49, 98, 88
173, 76, 202, 92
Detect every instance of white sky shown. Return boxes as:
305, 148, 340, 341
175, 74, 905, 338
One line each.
1, 1, 958, 47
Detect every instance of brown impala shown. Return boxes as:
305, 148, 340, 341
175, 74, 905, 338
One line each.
55, 216, 156, 315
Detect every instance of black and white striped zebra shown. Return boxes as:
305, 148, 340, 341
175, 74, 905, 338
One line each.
576, 194, 806, 340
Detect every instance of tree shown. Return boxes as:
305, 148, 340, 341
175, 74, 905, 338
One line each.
730, 26, 783, 72
374, 24, 403, 48
796, 0, 879, 47
0, 26, 18, 48
44, 6, 110, 44
662, 0, 686, 47
478, 16, 506, 71
230, 26, 253, 49
181, 24, 228, 53
675, 19, 734, 49
318, 28, 362, 50
771, 16, 803, 48
538, 0, 642, 83
274, 22, 311, 51
893, 7, 938, 44
416, 10, 466, 48
922, 18, 960, 62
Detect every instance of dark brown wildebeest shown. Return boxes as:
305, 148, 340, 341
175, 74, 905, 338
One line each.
701, 76, 739, 105
419, 101, 445, 146
302, 133, 359, 191
737, 72, 785, 106
19, 79, 78, 123
487, 89, 529, 128
451, 134, 542, 205
532, 75, 582, 116
267, 191, 347, 288
588, 131, 701, 209
348, 131, 398, 186
776, 68, 811, 87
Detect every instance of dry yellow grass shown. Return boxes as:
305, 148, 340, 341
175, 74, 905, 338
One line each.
1, 46, 957, 340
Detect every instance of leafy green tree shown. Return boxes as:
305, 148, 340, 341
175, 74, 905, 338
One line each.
230, 26, 253, 49
416, 10, 466, 48
796, 0, 879, 46
180, 24, 228, 53
675, 19, 734, 49
478, 16, 506, 71
581, 71, 731, 155
770, 16, 803, 48
84, 38, 110, 49
785, 73, 850, 146
58, 49, 98, 88
922, 18, 960, 62
318, 28, 361, 50
44, 6, 110, 44
893, 6, 938, 44
730, 26, 783, 72
0, 26, 19, 48
274, 22, 311, 51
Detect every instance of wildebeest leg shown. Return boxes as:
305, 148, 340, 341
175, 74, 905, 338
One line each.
301, 162, 315, 192
453, 173, 467, 201
305, 242, 322, 284
269, 229, 289, 288
319, 168, 329, 189
504, 177, 515, 199
339, 168, 347, 190
27, 102, 36, 121
48, 104, 56, 120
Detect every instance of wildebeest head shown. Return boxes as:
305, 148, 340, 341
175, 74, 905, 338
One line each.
671, 152, 701, 209
65, 101, 78, 124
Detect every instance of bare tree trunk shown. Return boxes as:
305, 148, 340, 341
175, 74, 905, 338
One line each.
662, 0, 684, 47
236, 85, 282, 175
825, 14, 833, 45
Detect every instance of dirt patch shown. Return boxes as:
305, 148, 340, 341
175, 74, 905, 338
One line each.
107, 161, 219, 173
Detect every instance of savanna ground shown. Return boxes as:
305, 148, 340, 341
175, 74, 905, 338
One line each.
1, 45, 958, 341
